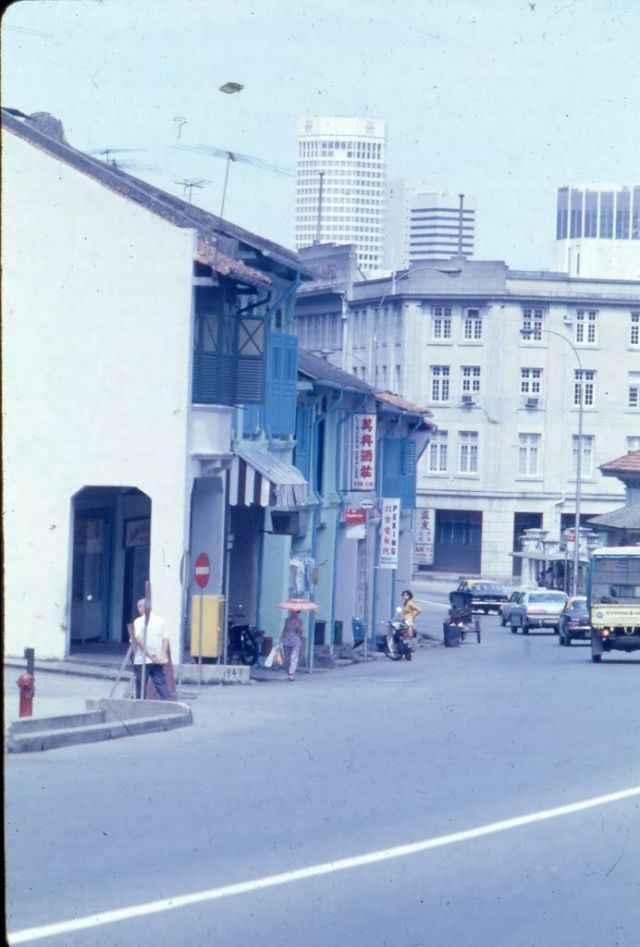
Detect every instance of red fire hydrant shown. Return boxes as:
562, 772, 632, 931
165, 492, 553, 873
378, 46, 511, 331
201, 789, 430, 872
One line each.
17, 673, 35, 717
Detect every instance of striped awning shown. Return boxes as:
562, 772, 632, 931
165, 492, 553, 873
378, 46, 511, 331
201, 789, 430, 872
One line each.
229, 445, 309, 508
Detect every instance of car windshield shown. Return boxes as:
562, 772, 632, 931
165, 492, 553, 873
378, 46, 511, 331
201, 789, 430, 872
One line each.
569, 602, 589, 617
474, 583, 502, 593
530, 592, 566, 603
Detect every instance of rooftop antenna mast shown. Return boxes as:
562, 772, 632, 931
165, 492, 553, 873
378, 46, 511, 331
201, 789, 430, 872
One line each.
173, 143, 293, 218
314, 171, 325, 245
175, 178, 210, 203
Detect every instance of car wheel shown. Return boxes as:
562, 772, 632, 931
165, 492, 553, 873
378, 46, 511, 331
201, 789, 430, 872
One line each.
591, 637, 603, 664
510, 621, 518, 634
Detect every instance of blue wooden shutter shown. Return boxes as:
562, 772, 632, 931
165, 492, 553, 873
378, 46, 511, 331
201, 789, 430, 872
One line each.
265, 333, 298, 437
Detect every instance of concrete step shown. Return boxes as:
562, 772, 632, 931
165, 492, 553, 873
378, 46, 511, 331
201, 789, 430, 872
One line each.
10, 710, 106, 734
7, 698, 193, 753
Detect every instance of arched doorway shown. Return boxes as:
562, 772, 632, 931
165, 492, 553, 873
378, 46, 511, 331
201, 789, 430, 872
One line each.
70, 486, 151, 651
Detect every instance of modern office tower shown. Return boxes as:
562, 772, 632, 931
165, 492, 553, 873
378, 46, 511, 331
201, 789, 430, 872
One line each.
385, 181, 475, 270
295, 117, 386, 274
554, 184, 640, 279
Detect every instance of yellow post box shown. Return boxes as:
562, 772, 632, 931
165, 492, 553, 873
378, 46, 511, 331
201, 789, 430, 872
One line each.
190, 594, 224, 659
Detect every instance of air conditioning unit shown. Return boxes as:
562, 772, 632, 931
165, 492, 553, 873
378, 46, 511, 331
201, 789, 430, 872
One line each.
461, 394, 475, 407
523, 395, 541, 409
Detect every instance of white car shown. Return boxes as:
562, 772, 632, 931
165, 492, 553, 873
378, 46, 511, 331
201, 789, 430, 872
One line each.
508, 589, 568, 634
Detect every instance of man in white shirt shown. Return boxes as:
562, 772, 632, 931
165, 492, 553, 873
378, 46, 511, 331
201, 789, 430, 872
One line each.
131, 598, 173, 700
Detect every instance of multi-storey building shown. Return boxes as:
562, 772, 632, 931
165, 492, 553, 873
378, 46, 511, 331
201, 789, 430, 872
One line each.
295, 116, 386, 274
385, 181, 475, 270
554, 184, 640, 279
296, 247, 640, 580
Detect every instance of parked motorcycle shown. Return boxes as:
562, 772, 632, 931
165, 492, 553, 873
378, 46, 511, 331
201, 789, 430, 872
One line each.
227, 604, 261, 666
384, 608, 413, 661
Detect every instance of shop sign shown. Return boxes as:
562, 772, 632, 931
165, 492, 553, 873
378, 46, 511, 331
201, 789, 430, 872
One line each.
414, 508, 434, 565
379, 497, 400, 569
344, 507, 367, 524
350, 414, 377, 491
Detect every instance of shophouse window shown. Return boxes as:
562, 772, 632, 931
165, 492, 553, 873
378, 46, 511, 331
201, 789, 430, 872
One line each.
428, 430, 448, 472
432, 306, 452, 340
463, 308, 482, 340
575, 310, 598, 344
574, 369, 595, 407
628, 373, 640, 409
520, 368, 542, 395
572, 435, 594, 478
518, 433, 541, 477
522, 307, 544, 341
461, 366, 481, 395
630, 312, 640, 346
458, 431, 479, 474
627, 436, 640, 452
430, 365, 450, 402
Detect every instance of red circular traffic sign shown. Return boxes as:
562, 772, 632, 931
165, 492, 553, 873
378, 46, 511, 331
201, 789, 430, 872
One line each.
194, 552, 211, 590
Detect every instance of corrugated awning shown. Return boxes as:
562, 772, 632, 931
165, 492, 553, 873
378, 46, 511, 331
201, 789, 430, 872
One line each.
229, 445, 309, 508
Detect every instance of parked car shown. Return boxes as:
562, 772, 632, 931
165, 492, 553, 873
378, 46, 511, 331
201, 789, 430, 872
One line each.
509, 589, 568, 634
558, 596, 591, 646
455, 579, 508, 614
500, 589, 529, 626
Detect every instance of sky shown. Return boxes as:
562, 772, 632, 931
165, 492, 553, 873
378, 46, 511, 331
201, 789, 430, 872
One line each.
2, 0, 638, 269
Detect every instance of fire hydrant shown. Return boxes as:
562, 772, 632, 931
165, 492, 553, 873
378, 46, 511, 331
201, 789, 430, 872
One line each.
17, 673, 35, 717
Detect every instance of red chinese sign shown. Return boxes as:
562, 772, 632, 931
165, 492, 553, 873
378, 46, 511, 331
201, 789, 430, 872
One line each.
344, 507, 367, 524
379, 498, 401, 569
350, 414, 377, 491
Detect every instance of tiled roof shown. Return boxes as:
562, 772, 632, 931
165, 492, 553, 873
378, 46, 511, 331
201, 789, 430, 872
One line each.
589, 500, 640, 529
2, 108, 301, 284
298, 350, 372, 393
600, 451, 640, 476
374, 390, 433, 422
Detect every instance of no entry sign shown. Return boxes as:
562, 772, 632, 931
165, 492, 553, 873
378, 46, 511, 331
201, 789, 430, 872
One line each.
194, 552, 211, 590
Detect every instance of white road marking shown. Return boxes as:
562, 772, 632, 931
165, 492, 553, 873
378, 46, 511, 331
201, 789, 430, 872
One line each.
9, 785, 640, 944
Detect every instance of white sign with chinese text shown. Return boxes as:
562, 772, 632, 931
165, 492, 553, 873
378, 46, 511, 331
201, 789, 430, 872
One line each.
414, 507, 434, 565
350, 414, 377, 491
379, 497, 401, 568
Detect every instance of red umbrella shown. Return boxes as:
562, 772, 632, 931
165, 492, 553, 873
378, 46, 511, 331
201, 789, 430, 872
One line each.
277, 598, 319, 612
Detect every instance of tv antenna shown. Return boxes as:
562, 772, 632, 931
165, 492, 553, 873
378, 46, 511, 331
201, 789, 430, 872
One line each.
173, 143, 293, 218
175, 178, 211, 203
90, 147, 146, 168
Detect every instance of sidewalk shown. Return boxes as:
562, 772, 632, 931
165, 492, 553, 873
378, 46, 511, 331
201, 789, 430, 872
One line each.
4, 665, 130, 726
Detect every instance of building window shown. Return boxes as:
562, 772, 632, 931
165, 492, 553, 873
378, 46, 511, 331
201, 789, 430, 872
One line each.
518, 433, 541, 477
627, 436, 640, 452
458, 431, 479, 474
428, 430, 448, 472
461, 366, 481, 395
432, 306, 452, 340
430, 365, 450, 402
628, 374, 640, 409
574, 369, 595, 407
520, 368, 542, 395
630, 312, 640, 346
575, 309, 598, 344
463, 308, 482, 340
522, 307, 544, 341
572, 435, 594, 478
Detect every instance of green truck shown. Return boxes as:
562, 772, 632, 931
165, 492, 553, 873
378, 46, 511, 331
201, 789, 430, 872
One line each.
588, 546, 640, 663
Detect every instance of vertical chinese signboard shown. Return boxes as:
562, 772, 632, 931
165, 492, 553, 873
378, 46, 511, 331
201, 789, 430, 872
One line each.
414, 508, 434, 566
379, 498, 401, 569
350, 414, 377, 491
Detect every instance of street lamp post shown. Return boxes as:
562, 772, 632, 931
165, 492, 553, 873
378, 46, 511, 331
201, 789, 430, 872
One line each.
521, 326, 583, 595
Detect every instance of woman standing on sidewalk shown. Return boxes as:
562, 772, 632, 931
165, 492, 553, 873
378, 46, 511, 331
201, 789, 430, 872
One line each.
281, 610, 303, 681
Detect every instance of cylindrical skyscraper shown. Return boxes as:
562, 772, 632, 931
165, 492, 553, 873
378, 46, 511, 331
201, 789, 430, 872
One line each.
295, 116, 386, 274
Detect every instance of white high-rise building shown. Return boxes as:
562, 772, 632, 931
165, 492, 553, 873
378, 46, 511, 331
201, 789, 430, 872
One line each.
554, 184, 640, 279
295, 117, 386, 274
385, 181, 476, 270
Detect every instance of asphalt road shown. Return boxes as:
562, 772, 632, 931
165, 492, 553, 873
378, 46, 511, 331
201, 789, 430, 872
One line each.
6, 599, 640, 947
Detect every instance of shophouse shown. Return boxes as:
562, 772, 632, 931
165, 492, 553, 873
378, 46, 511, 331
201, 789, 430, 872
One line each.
3, 108, 308, 661
296, 246, 640, 580
293, 351, 433, 653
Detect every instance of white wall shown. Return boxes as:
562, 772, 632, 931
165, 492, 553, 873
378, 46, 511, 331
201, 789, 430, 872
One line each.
3, 130, 196, 658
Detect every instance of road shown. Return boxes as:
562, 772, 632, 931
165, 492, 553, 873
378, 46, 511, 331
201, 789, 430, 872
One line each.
6, 594, 640, 947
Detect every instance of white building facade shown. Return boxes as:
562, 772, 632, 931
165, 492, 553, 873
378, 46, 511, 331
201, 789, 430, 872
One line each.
295, 116, 386, 275
554, 184, 640, 280
296, 253, 640, 580
385, 182, 475, 271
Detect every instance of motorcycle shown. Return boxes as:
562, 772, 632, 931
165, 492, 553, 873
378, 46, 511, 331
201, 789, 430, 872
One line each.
227, 604, 261, 666
384, 608, 413, 661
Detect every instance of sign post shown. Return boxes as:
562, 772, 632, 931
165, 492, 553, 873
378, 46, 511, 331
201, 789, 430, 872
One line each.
194, 553, 211, 686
